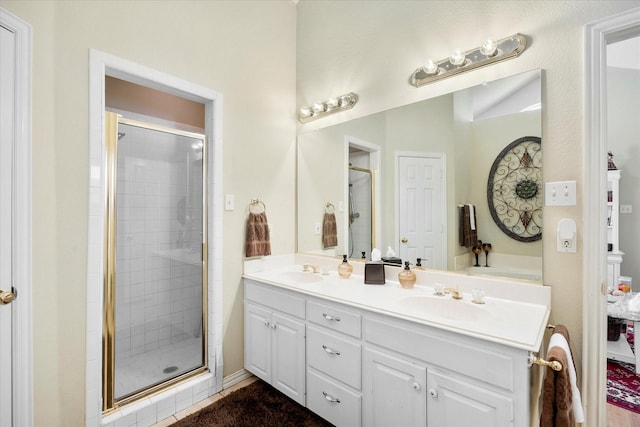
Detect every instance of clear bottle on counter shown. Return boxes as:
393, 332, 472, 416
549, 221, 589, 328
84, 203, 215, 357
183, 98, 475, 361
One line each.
398, 261, 416, 289
338, 254, 353, 279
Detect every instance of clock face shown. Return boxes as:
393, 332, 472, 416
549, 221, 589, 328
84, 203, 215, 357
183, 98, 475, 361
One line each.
487, 136, 542, 242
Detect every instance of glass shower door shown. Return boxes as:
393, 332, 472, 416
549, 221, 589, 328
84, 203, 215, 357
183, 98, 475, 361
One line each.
103, 113, 207, 410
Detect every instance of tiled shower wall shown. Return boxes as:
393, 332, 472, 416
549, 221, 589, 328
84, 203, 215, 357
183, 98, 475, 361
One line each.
349, 152, 372, 258
115, 142, 203, 362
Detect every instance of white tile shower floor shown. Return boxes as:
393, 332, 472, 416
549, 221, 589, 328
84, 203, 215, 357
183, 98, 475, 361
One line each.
115, 335, 203, 399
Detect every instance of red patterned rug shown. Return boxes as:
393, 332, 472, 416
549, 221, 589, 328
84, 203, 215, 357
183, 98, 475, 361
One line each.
607, 323, 640, 414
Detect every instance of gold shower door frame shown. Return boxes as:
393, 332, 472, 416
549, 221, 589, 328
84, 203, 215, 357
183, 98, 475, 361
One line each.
103, 112, 208, 413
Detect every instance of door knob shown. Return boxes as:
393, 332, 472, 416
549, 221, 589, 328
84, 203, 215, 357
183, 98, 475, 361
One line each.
0, 288, 16, 305
401, 237, 408, 243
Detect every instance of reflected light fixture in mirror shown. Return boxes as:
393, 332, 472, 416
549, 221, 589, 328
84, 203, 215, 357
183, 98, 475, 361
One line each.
298, 92, 359, 123
411, 34, 528, 87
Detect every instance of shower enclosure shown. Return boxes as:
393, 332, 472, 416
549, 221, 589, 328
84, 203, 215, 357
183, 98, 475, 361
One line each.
348, 164, 374, 259
103, 112, 207, 411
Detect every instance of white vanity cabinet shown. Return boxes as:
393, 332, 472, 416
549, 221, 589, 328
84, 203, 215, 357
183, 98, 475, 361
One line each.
244, 277, 534, 427
244, 280, 306, 405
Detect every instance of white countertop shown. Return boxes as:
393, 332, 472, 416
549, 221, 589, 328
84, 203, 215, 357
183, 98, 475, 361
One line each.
243, 256, 551, 352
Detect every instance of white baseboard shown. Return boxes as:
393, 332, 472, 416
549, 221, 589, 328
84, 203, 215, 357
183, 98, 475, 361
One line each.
222, 369, 254, 389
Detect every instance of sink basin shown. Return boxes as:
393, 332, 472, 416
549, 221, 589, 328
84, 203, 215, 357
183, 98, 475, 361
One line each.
278, 271, 324, 284
398, 295, 491, 322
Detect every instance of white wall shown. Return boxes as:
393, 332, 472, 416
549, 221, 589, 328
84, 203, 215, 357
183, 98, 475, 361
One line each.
296, 0, 640, 394
608, 66, 640, 290
2, 1, 296, 426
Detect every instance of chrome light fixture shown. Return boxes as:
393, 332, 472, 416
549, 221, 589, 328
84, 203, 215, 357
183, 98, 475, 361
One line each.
410, 34, 528, 87
298, 92, 359, 123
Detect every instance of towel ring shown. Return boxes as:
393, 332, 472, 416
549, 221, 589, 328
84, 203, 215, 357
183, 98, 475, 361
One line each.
249, 198, 266, 213
325, 202, 335, 214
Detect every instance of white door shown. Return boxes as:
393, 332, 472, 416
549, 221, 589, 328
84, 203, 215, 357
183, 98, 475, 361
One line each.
0, 21, 16, 427
398, 155, 445, 268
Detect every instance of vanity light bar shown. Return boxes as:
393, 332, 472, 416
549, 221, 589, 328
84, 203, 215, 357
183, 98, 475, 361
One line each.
298, 92, 359, 124
410, 34, 528, 87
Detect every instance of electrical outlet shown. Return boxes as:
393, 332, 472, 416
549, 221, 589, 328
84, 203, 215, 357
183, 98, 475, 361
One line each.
620, 205, 632, 214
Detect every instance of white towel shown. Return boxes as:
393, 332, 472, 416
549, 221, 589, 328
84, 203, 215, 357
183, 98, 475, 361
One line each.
548, 333, 585, 423
467, 204, 476, 230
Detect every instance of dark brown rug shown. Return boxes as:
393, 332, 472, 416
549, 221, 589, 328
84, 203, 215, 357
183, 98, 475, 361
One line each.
172, 379, 334, 426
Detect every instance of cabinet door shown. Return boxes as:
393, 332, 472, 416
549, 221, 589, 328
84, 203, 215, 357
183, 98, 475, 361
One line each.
427, 370, 513, 427
272, 312, 306, 405
363, 348, 427, 427
244, 302, 272, 383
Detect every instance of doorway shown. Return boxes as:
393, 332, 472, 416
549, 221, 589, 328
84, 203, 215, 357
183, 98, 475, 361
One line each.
0, 8, 32, 427
396, 153, 446, 269
87, 50, 223, 424
584, 8, 640, 426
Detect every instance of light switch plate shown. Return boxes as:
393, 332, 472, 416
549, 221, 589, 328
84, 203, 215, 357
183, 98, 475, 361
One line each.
224, 194, 234, 211
545, 181, 577, 206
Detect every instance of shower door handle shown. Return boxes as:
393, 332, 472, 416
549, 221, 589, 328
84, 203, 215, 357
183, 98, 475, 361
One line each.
0, 287, 16, 305
401, 237, 408, 243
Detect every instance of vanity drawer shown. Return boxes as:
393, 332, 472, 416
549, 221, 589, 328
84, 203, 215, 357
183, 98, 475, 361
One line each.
307, 325, 361, 389
307, 300, 361, 338
307, 369, 362, 427
244, 280, 305, 319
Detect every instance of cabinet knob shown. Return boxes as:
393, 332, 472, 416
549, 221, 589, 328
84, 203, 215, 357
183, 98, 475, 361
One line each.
428, 388, 438, 398
271, 323, 277, 329
264, 320, 270, 327
412, 382, 421, 391
322, 391, 341, 404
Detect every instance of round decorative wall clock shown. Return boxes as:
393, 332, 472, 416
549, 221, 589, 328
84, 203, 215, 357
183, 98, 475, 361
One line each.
487, 136, 542, 242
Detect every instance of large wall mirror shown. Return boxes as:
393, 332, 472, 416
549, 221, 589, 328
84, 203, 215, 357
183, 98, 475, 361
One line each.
297, 69, 542, 283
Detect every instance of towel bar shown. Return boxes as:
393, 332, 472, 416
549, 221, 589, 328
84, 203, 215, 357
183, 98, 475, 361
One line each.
528, 352, 562, 371
249, 198, 266, 213
325, 202, 335, 213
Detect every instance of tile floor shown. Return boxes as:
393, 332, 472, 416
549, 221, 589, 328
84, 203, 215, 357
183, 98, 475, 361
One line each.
150, 376, 259, 426
115, 335, 203, 398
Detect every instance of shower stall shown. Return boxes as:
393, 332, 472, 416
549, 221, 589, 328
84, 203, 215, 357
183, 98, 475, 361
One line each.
103, 112, 207, 411
348, 164, 374, 259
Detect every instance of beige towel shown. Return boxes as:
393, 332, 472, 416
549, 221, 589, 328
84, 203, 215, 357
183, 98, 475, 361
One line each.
322, 212, 338, 248
245, 212, 271, 257
459, 204, 478, 247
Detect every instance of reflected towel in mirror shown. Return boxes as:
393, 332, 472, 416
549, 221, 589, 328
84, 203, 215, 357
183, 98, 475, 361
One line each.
322, 212, 338, 248
459, 204, 478, 247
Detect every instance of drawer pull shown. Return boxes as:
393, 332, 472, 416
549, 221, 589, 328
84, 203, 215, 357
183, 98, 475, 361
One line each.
322, 313, 341, 322
322, 345, 341, 356
322, 391, 341, 404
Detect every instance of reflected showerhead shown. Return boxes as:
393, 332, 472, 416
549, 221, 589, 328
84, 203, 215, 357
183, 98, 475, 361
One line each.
117, 132, 126, 141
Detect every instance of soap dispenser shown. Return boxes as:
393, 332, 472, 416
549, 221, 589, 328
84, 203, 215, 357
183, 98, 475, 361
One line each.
415, 258, 425, 270
338, 254, 353, 279
398, 261, 416, 289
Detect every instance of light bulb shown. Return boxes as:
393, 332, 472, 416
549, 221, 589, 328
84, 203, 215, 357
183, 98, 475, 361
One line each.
326, 98, 338, 109
423, 59, 439, 75
340, 95, 353, 107
299, 106, 312, 117
480, 38, 498, 56
312, 102, 325, 114
449, 49, 466, 66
